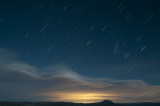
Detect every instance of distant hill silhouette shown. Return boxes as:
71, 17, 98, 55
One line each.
99, 100, 114, 104
0, 100, 160, 106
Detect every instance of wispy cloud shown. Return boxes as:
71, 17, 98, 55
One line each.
0, 48, 160, 103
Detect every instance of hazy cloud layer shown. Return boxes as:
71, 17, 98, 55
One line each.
0, 48, 160, 103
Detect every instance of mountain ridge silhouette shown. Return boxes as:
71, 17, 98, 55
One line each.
0, 100, 160, 106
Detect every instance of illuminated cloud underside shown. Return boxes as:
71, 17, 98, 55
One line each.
0, 48, 160, 103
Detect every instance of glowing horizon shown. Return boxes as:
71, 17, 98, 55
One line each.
44, 92, 115, 103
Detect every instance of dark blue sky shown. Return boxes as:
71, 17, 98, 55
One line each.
0, 0, 160, 102
0, 0, 160, 84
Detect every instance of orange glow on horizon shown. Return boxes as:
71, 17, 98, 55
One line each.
46, 92, 114, 103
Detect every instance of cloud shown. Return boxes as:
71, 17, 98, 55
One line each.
0, 48, 160, 103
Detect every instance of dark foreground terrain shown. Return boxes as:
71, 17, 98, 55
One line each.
0, 100, 160, 106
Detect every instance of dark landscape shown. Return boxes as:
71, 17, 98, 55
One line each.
0, 100, 160, 106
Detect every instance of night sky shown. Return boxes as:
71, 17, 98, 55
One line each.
0, 0, 160, 103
